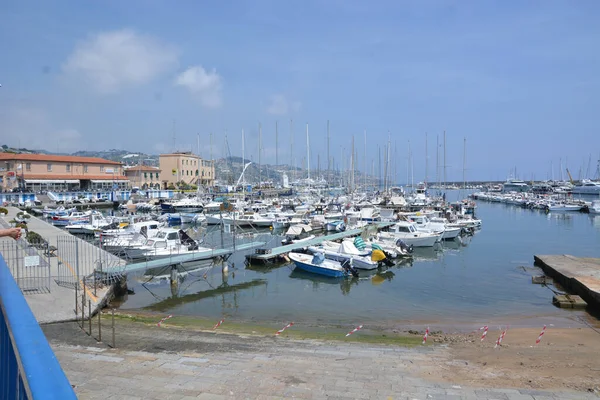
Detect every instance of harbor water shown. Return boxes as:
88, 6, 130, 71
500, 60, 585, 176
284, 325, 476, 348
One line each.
114, 191, 600, 328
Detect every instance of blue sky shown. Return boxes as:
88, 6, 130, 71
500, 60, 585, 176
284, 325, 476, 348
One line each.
1, 0, 599, 183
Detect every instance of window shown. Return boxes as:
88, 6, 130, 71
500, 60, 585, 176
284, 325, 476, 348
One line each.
144, 172, 147, 179
100, 166, 104, 172
26, 163, 31, 171
156, 173, 159, 179
195, 169, 199, 176
83, 165, 88, 173
66, 165, 71, 172
47, 164, 52, 172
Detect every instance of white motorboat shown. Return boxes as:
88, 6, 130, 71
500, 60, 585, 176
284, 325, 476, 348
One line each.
409, 215, 461, 240
65, 214, 115, 235
307, 240, 379, 270
589, 199, 600, 214
123, 228, 209, 260
272, 217, 291, 230
171, 197, 204, 213
378, 221, 442, 247
546, 202, 583, 212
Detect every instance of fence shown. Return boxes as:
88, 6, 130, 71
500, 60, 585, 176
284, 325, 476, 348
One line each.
0, 254, 77, 399
0, 239, 51, 294
55, 236, 127, 293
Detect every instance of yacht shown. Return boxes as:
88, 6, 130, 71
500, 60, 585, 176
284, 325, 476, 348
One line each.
571, 180, 600, 195
122, 228, 209, 260
502, 179, 529, 193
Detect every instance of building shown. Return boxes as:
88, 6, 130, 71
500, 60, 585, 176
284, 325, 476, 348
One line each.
159, 152, 215, 189
123, 165, 162, 190
0, 153, 128, 192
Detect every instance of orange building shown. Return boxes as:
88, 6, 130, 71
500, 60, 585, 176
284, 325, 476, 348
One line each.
123, 165, 162, 190
158, 152, 215, 189
0, 153, 128, 192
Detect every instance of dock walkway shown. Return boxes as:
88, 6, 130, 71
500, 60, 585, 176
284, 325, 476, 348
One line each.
1, 207, 120, 323
534, 254, 600, 311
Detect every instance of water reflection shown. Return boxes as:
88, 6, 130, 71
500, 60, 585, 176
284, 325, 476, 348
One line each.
590, 215, 600, 229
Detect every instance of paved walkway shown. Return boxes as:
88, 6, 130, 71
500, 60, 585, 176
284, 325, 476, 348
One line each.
51, 342, 596, 400
1, 207, 122, 323
45, 322, 596, 400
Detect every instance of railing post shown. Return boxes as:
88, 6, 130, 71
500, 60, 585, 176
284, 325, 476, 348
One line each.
111, 308, 115, 348
88, 300, 92, 336
98, 308, 102, 342
74, 283, 78, 327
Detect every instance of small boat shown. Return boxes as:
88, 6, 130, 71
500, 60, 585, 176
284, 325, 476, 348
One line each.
325, 220, 346, 232
288, 252, 357, 278
307, 240, 380, 270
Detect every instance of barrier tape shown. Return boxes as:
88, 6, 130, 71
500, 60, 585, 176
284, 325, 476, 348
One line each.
275, 322, 294, 336
422, 327, 429, 345
213, 318, 225, 330
345, 325, 363, 337
494, 328, 507, 348
535, 325, 546, 344
157, 315, 173, 327
480, 325, 488, 341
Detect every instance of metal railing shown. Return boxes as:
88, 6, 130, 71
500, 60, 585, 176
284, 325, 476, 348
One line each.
0, 240, 51, 294
0, 254, 77, 399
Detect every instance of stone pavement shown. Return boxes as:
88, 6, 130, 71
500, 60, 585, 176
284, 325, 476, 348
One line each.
50, 339, 596, 400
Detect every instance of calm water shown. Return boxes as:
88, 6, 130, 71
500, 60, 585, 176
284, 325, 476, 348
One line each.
116, 191, 600, 328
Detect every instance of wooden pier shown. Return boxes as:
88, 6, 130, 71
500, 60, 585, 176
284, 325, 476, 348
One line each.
534, 254, 600, 312
246, 222, 394, 263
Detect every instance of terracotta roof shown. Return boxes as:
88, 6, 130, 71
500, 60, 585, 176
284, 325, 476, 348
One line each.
124, 165, 161, 172
0, 153, 122, 165
21, 174, 129, 181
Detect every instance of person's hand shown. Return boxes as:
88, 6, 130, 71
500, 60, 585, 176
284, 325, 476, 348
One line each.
7, 227, 22, 240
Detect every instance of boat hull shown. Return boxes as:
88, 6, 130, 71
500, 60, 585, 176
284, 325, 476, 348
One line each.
288, 252, 346, 277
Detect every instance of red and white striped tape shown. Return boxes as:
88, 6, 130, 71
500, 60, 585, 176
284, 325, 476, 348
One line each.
422, 327, 430, 345
480, 325, 488, 341
535, 325, 546, 344
213, 318, 225, 330
157, 314, 173, 327
275, 322, 294, 336
346, 325, 363, 337
494, 328, 507, 348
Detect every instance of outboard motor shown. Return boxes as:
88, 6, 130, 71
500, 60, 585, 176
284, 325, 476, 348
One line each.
341, 259, 359, 278
395, 239, 414, 254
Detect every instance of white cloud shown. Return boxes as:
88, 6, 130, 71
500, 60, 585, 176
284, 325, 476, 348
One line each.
2, 107, 83, 152
266, 94, 301, 115
63, 29, 178, 94
174, 66, 223, 108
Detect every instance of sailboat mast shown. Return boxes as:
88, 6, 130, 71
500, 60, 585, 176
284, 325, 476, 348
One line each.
463, 137, 466, 190
275, 121, 278, 167
351, 135, 355, 192
443, 130, 447, 191
327, 120, 330, 185
242, 128, 245, 190
436, 134, 439, 190
306, 123, 310, 181
425, 132, 428, 185
258, 122, 262, 187
363, 130, 367, 190
290, 119, 294, 183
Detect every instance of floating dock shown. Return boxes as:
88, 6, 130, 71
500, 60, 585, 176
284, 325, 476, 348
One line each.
246, 222, 394, 263
534, 254, 600, 311
104, 241, 267, 275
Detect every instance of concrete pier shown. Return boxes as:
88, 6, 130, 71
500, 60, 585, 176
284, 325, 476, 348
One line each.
1, 207, 123, 323
533, 254, 600, 311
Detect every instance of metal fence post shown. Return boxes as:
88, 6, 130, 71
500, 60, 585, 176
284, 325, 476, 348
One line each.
75, 240, 80, 282
98, 309, 102, 343
111, 309, 115, 348
88, 300, 92, 336
74, 284, 78, 327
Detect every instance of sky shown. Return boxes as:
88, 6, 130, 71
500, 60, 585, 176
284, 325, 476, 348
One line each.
1, 0, 599, 183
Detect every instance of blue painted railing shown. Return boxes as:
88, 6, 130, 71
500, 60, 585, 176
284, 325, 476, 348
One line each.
0, 254, 77, 399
